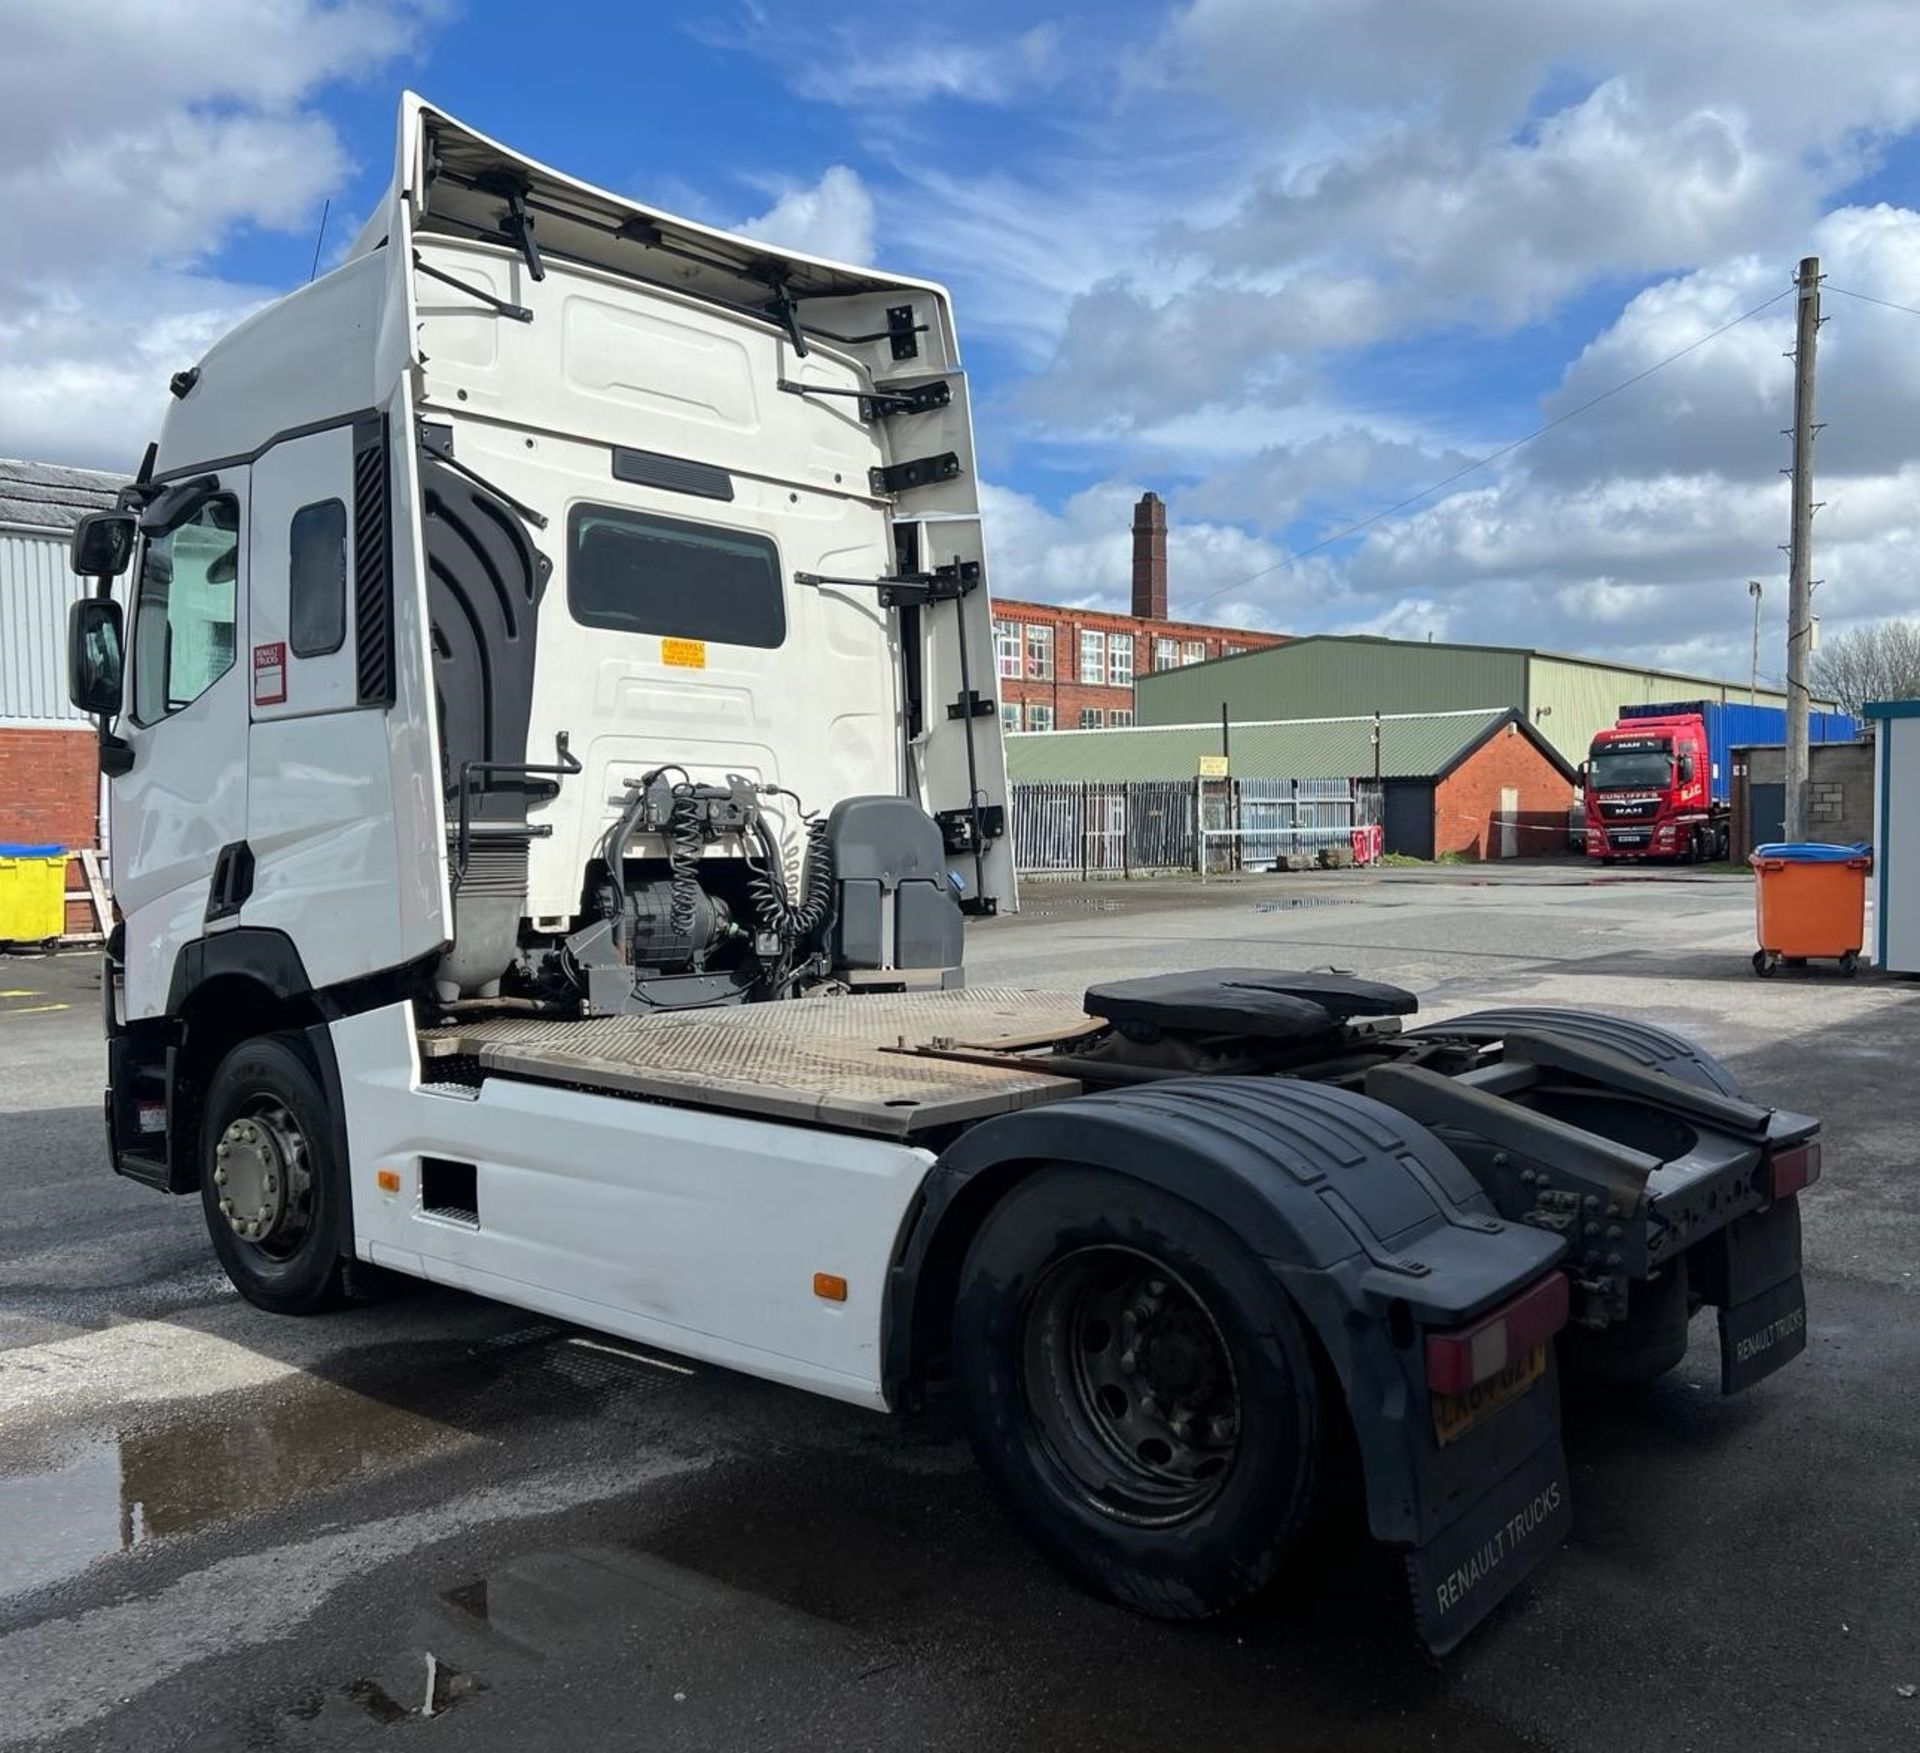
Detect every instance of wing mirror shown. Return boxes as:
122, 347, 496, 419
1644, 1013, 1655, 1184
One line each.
70, 511, 137, 578
1678, 753, 1696, 784
67, 597, 125, 717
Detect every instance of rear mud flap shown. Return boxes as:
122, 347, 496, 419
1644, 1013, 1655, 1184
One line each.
1692, 1200, 1807, 1395
1405, 1435, 1572, 1655
1718, 1270, 1807, 1394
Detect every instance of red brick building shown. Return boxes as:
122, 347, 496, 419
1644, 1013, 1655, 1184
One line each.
994, 492, 1287, 731
1427, 714, 1578, 860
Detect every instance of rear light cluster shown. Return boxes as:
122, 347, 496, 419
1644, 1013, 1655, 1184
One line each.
1425, 1272, 1571, 1396
1766, 1140, 1822, 1200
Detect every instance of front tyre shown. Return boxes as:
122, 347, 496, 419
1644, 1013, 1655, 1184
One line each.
953, 1167, 1322, 1620
200, 1033, 352, 1315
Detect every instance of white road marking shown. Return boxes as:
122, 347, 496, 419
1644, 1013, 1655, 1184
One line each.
0, 1321, 299, 1430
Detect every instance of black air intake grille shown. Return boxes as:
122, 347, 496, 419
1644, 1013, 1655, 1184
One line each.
353, 416, 395, 706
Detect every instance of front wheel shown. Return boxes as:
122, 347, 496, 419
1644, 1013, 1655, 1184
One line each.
199, 1033, 352, 1314
953, 1167, 1323, 1620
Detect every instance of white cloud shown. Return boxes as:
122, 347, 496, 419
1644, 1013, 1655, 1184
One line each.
738, 165, 877, 267
790, 24, 1062, 108
0, 0, 429, 467
708, 12, 1065, 110
846, 2, 1920, 679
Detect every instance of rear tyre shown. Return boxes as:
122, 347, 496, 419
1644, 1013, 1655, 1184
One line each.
1560, 1258, 1691, 1387
199, 1033, 352, 1315
1753, 950, 1776, 978
953, 1166, 1322, 1620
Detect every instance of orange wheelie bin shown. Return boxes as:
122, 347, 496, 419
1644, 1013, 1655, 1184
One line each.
1748, 842, 1871, 977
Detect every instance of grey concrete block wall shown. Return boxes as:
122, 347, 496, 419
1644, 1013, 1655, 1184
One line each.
1739, 742, 1876, 849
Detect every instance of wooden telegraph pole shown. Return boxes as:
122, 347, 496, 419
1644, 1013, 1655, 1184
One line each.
1784, 256, 1821, 841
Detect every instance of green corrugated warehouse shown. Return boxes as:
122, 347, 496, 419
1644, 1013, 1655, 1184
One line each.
1007, 708, 1580, 861
1134, 634, 1814, 769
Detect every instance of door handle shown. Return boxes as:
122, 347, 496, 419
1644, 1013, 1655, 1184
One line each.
205, 842, 255, 923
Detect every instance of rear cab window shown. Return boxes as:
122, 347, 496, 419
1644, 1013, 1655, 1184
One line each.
567, 505, 785, 648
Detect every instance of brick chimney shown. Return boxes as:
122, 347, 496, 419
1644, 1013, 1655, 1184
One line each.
1131, 491, 1167, 620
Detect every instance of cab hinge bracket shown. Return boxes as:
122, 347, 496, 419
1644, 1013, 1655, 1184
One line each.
795, 559, 978, 611
870, 452, 962, 496
945, 688, 995, 722
776, 378, 951, 422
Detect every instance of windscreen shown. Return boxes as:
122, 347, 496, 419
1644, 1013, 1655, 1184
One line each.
1588, 745, 1672, 790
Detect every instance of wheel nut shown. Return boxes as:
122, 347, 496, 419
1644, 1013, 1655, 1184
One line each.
264, 1177, 278, 1195
217, 1143, 230, 1159
213, 1167, 227, 1186
219, 1198, 233, 1215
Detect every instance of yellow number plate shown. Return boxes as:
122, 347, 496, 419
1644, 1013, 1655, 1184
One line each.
661, 637, 706, 669
1431, 1345, 1547, 1448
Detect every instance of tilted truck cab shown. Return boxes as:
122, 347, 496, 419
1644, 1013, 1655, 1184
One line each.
66, 96, 1822, 1657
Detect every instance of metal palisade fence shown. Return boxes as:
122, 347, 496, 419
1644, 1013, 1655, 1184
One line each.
1012, 777, 1384, 877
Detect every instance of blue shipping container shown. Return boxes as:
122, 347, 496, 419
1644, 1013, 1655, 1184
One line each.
1618, 701, 1861, 804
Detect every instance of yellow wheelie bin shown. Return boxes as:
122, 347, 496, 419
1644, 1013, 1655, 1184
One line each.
0, 844, 67, 946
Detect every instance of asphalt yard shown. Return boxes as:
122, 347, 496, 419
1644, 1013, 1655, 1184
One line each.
2, 861, 1914, 1751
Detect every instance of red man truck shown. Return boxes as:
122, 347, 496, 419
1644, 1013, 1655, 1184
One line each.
1583, 700, 1859, 864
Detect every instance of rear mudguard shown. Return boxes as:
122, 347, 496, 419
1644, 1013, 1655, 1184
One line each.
893, 1076, 1573, 1651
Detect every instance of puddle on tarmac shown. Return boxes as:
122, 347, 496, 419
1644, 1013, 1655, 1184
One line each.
0, 1368, 471, 1599
0, 1324, 694, 1601
1253, 896, 1359, 912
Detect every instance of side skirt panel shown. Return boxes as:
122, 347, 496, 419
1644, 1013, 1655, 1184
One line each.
328, 1003, 933, 1409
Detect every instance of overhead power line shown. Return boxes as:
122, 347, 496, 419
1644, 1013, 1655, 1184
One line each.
1826, 283, 1920, 320
1186, 283, 1797, 613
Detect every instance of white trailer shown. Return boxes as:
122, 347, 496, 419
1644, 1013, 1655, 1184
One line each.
65, 96, 1822, 1656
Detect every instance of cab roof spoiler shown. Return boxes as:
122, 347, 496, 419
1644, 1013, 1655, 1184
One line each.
348, 96, 946, 363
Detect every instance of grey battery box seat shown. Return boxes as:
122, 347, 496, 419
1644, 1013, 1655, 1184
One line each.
828, 797, 964, 975
1082, 968, 1418, 1042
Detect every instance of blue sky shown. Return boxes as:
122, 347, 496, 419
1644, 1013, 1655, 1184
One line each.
9, 0, 1920, 680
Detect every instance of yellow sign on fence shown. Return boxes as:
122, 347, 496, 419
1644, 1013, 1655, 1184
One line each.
1197, 754, 1230, 778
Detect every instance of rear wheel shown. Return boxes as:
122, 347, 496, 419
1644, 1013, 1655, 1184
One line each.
953, 1167, 1322, 1620
199, 1033, 352, 1314
1560, 1258, 1691, 1387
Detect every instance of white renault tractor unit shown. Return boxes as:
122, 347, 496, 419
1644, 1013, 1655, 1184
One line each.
66, 97, 1821, 1654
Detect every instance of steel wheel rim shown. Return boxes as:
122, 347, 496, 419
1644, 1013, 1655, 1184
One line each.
1020, 1246, 1241, 1527
212, 1098, 315, 1260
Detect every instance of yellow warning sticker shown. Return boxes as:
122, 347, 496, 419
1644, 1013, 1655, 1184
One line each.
661, 638, 707, 669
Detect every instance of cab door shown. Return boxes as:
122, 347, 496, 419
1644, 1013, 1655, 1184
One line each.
241, 424, 410, 989
114, 474, 251, 1021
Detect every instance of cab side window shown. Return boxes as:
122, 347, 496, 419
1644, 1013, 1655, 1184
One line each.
288, 498, 347, 657
130, 496, 240, 725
